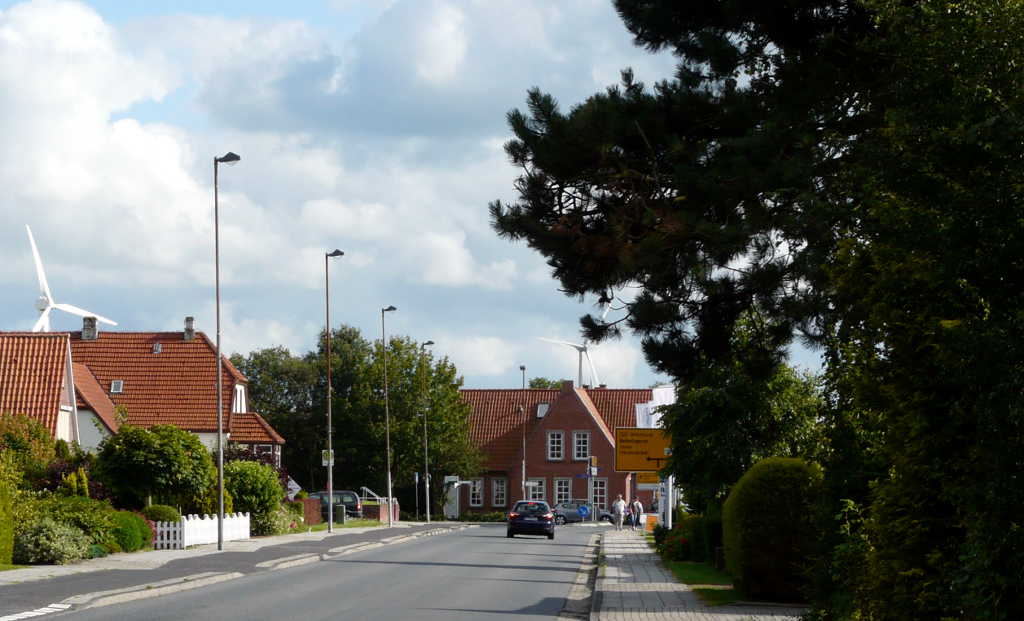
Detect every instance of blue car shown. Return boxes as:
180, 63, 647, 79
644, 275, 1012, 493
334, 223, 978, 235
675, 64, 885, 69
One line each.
507, 500, 555, 539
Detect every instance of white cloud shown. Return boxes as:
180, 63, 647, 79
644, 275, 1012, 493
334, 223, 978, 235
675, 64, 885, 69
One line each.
414, 4, 466, 85
444, 335, 520, 376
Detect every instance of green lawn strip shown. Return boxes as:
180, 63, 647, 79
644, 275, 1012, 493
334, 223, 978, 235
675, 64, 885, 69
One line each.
0, 563, 27, 571
293, 518, 382, 533
692, 586, 740, 606
662, 560, 733, 585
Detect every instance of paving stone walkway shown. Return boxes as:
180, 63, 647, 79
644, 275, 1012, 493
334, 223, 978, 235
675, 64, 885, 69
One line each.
592, 529, 807, 620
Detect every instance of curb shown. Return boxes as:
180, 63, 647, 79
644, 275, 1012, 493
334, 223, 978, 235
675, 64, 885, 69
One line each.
62, 571, 246, 610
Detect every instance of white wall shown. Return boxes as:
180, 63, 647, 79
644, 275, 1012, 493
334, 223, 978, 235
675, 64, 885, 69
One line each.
55, 409, 74, 443
75, 410, 111, 452
195, 432, 224, 452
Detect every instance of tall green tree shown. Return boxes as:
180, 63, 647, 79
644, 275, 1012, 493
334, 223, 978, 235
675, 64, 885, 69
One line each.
489, 1, 1024, 617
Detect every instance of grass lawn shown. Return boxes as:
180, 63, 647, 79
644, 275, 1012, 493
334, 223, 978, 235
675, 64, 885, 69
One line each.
0, 564, 26, 571
692, 586, 741, 606
646, 536, 741, 606
296, 518, 381, 533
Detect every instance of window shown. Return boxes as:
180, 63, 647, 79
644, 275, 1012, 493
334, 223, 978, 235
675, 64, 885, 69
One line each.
555, 478, 572, 505
233, 384, 247, 413
591, 478, 608, 510
110, 380, 123, 394
255, 444, 274, 458
547, 431, 564, 460
527, 478, 545, 502
469, 479, 483, 507
573, 431, 590, 460
492, 478, 507, 507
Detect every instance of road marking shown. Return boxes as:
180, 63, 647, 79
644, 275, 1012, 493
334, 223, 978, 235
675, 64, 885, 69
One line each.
0, 603, 71, 621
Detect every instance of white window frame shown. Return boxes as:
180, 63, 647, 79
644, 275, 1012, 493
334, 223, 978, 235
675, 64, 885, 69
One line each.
573, 431, 591, 461
554, 478, 572, 505
591, 478, 608, 510
492, 478, 507, 507
232, 384, 247, 413
469, 479, 483, 507
547, 430, 564, 460
527, 478, 546, 502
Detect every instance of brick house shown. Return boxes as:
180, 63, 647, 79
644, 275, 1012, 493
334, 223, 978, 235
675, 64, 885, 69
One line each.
453, 381, 660, 516
0, 317, 284, 462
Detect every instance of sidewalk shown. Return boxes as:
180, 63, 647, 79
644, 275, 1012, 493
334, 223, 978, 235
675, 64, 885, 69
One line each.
592, 529, 806, 620
0, 521, 465, 620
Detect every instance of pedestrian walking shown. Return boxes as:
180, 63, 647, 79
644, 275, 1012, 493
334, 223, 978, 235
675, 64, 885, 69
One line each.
630, 498, 644, 531
612, 494, 627, 531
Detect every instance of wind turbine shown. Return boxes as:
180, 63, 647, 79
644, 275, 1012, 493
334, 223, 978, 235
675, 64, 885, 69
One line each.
539, 301, 614, 387
26, 225, 118, 332
539, 337, 601, 387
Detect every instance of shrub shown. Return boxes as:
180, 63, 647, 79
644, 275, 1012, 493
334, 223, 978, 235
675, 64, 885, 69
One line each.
653, 523, 670, 547
13, 518, 90, 564
252, 504, 292, 536
723, 457, 823, 601
58, 467, 90, 498
39, 495, 119, 550
141, 504, 181, 523
224, 460, 284, 535
459, 511, 507, 522
0, 413, 56, 478
294, 490, 308, 500
285, 500, 304, 517
658, 526, 693, 561
182, 483, 233, 516
110, 511, 144, 552
0, 481, 12, 564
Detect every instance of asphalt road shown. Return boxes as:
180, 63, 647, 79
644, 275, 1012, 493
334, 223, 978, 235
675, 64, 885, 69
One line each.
60, 524, 595, 620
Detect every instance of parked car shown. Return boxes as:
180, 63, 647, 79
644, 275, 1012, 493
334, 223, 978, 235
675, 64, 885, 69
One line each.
310, 490, 363, 520
552, 500, 612, 524
506, 500, 555, 539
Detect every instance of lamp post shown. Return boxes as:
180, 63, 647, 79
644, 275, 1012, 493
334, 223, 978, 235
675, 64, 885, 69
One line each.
520, 364, 526, 501
324, 249, 344, 532
381, 305, 397, 527
421, 340, 434, 523
213, 151, 240, 551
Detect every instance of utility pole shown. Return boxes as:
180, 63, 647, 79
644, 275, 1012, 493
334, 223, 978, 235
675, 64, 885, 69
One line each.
520, 365, 526, 500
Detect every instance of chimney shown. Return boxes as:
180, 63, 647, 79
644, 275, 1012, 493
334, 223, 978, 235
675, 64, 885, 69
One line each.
184, 316, 195, 341
82, 317, 98, 340
561, 379, 574, 393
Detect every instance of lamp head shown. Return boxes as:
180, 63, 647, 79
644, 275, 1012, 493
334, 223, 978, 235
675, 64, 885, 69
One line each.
327, 249, 344, 258
519, 365, 526, 371
423, 340, 435, 347
215, 152, 241, 165
383, 305, 397, 312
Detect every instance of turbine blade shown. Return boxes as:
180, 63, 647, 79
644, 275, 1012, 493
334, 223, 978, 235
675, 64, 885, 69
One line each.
32, 306, 52, 332
585, 350, 601, 387
52, 303, 118, 326
25, 225, 53, 302
600, 302, 612, 321
538, 337, 585, 351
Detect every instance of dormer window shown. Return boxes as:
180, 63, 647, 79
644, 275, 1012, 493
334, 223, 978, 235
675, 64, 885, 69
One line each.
232, 384, 247, 413
110, 380, 123, 394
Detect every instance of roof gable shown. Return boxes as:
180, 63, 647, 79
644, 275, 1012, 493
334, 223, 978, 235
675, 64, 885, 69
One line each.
68, 331, 243, 433
73, 362, 119, 434
0, 332, 70, 434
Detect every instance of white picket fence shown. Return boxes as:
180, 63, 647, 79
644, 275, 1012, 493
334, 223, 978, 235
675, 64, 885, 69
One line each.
153, 513, 250, 550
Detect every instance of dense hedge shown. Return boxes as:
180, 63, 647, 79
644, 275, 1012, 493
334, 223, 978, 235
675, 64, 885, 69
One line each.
723, 457, 823, 601
459, 511, 507, 522
111, 511, 151, 552
0, 481, 12, 564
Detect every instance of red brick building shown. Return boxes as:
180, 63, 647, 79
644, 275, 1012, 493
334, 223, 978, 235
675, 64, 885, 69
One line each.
453, 381, 658, 516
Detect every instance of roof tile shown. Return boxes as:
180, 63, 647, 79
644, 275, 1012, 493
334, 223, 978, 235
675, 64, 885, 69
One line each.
0, 333, 69, 434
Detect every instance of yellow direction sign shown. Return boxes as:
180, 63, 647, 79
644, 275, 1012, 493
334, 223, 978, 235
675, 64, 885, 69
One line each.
635, 472, 660, 485
615, 427, 671, 472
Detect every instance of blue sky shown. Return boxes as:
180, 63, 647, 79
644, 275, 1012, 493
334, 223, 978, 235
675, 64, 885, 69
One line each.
0, 0, 823, 389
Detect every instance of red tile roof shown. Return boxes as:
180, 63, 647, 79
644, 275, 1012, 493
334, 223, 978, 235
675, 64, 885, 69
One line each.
460, 386, 653, 469
72, 362, 119, 434
68, 331, 248, 434
230, 411, 285, 444
0, 333, 69, 434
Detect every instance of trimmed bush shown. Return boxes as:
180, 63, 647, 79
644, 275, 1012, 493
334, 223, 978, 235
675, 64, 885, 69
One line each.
13, 518, 90, 564
460, 511, 507, 522
0, 481, 12, 564
658, 525, 693, 561
110, 511, 151, 552
224, 460, 284, 535
141, 504, 181, 523
723, 457, 823, 601
183, 482, 233, 516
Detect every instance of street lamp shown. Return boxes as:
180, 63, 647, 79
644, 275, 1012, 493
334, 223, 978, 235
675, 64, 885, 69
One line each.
520, 364, 526, 501
213, 151, 240, 551
381, 305, 397, 527
421, 340, 434, 523
325, 249, 344, 532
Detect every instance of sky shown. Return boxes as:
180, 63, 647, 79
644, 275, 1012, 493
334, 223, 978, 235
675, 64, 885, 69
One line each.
0, 0, 823, 390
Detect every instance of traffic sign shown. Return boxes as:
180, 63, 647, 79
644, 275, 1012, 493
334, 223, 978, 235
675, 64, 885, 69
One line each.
321, 449, 334, 466
578, 505, 590, 518
636, 472, 660, 485
615, 428, 671, 472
